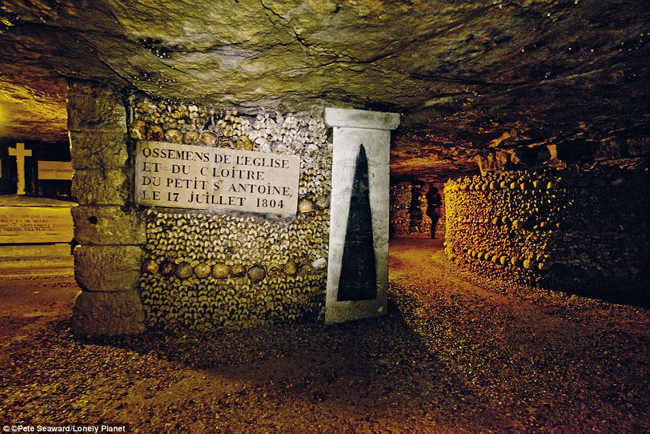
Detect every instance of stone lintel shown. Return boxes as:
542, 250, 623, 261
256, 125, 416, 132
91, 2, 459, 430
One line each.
324, 107, 400, 131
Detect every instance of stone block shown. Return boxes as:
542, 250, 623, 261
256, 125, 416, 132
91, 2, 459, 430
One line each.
69, 131, 129, 170
67, 80, 127, 133
324, 107, 400, 130
75, 245, 143, 292
72, 291, 145, 337
71, 205, 146, 245
72, 169, 129, 205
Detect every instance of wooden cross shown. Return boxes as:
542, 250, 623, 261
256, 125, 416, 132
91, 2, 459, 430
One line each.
8, 142, 32, 195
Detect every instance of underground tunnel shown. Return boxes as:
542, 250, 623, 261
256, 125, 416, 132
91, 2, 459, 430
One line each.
1, 0, 649, 432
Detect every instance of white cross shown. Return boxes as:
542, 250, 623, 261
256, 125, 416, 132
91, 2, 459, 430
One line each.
8, 142, 32, 195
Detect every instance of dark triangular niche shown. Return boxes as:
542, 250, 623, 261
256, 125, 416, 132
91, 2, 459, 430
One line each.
337, 144, 377, 301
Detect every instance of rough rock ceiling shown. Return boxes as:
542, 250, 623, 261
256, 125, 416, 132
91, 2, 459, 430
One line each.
1, 0, 649, 179
0, 68, 68, 142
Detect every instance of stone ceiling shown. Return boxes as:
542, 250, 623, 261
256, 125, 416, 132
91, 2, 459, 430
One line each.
1, 0, 649, 180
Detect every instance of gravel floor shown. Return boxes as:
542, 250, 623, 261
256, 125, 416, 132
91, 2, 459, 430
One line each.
1, 240, 649, 433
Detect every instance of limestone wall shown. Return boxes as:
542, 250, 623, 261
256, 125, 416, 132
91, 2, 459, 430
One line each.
444, 167, 650, 296
69, 81, 333, 335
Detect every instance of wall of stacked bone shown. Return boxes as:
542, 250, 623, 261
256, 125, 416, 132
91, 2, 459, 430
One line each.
444, 167, 650, 296
132, 95, 332, 330
68, 80, 332, 336
390, 182, 446, 239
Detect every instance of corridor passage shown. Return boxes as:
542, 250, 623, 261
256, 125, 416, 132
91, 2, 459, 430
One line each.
390, 238, 650, 433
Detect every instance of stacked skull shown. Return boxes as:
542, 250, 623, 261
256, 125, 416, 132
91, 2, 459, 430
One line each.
443, 167, 650, 297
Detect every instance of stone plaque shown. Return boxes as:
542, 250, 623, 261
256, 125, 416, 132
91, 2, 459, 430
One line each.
135, 141, 300, 215
38, 161, 74, 180
0, 206, 74, 243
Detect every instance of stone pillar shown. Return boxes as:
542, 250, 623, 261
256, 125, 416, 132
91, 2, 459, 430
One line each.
67, 80, 145, 337
323, 108, 400, 324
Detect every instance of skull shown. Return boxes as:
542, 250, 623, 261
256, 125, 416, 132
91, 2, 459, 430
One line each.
164, 129, 183, 143
199, 131, 218, 147
129, 119, 147, 140
146, 125, 164, 141
183, 131, 200, 144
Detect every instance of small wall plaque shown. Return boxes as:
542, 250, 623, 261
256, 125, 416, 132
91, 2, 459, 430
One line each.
135, 141, 300, 216
0, 206, 73, 243
38, 161, 74, 180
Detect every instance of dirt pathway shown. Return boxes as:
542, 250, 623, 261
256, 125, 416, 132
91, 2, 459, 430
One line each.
390, 239, 650, 433
0, 272, 78, 350
1, 244, 649, 433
